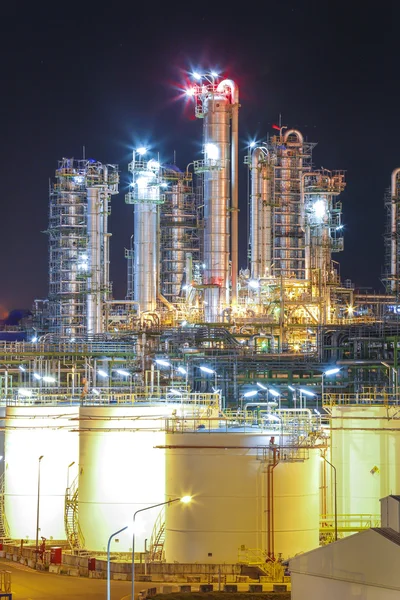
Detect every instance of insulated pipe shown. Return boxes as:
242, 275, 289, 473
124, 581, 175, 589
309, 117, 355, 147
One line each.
283, 129, 304, 145
218, 79, 239, 305
391, 168, 400, 293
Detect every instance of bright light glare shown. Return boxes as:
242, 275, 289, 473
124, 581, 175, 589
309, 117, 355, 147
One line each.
136, 147, 147, 155
92, 388, 100, 395
268, 389, 280, 397
200, 366, 215, 375
249, 141, 256, 148
257, 382, 268, 390
18, 388, 32, 397
31, 337, 38, 343
186, 87, 196, 96
211, 71, 219, 77
147, 159, 160, 171
248, 279, 259, 289
42, 376, 56, 383
155, 359, 171, 367
180, 495, 192, 504
244, 390, 258, 398
288, 386, 296, 392
116, 369, 130, 377
33, 373, 41, 380
314, 409, 321, 415
193, 72, 202, 80
204, 143, 219, 160
313, 199, 326, 220
19, 366, 26, 372
97, 369, 108, 378
181, 320, 187, 326
299, 388, 316, 397
324, 368, 340, 376
177, 367, 187, 375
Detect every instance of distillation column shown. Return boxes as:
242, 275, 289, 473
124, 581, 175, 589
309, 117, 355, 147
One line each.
390, 168, 400, 294
191, 77, 239, 321
250, 147, 272, 279
47, 159, 118, 338
127, 154, 163, 314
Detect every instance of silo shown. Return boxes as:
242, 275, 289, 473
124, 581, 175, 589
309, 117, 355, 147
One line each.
78, 405, 170, 552
331, 405, 400, 517
164, 432, 320, 563
5, 407, 78, 540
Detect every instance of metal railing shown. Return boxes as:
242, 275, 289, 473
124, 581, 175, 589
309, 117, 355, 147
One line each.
320, 513, 380, 532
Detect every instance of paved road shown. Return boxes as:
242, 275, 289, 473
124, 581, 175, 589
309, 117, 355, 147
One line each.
0, 558, 141, 599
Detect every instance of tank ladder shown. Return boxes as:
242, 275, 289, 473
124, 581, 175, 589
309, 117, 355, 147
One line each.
0, 474, 11, 543
148, 507, 165, 562
64, 475, 86, 552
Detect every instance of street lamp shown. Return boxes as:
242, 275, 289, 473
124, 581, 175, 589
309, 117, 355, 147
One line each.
131, 496, 192, 600
35, 455, 44, 568
321, 368, 340, 400
288, 385, 297, 408
320, 454, 337, 541
107, 525, 128, 600
199, 365, 217, 389
299, 388, 316, 409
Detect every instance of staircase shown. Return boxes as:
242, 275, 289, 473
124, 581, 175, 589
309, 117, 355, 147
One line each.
0, 473, 11, 543
64, 476, 86, 552
148, 507, 165, 562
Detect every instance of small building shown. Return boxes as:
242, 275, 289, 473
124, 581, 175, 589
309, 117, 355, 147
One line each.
289, 495, 400, 599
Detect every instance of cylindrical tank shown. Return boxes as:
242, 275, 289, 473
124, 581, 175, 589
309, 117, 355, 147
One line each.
164, 432, 320, 563
203, 92, 231, 321
250, 148, 271, 280
78, 406, 169, 552
133, 159, 160, 313
86, 187, 102, 334
5, 407, 78, 540
332, 405, 400, 517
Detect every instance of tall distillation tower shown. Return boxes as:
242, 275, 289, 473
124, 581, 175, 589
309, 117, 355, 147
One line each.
189, 74, 239, 322
47, 158, 119, 337
126, 152, 163, 314
383, 168, 400, 296
247, 129, 345, 325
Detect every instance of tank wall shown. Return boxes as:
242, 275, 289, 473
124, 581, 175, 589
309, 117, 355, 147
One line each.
5, 407, 78, 540
332, 406, 400, 516
164, 433, 320, 563
78, 406, 169, 552
274, 450, 320, 557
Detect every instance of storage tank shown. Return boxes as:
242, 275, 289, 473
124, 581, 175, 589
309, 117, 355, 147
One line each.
164, 432, 320, 563
78, 405, 172, 552
331, 405, 400, 517
5, 407, 78, 540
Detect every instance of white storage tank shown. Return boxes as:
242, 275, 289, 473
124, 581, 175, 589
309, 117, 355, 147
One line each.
78, 405, 172, 552
164, 432, 320, 563
5, 406, 78, 541
331, 405, 400, 517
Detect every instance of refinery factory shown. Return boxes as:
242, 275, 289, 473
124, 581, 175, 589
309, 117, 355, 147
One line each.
2, 71, 400, 576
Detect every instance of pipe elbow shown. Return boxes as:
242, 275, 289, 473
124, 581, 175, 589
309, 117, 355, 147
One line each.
283, 129, 304, 145
217, 79, 239, 104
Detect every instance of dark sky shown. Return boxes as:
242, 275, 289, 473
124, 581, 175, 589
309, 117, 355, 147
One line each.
1, 1, 399, 313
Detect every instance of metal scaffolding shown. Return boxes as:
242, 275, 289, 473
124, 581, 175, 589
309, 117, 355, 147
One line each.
46, 158, 119, 338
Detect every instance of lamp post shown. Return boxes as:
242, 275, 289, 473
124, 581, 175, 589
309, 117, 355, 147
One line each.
35, 455, 44, 568
131, 496, 191, 600
321, 368, 340, 400
288, 385, 297, 409
199, 365, 217, 390
320, 455, 337, 541
299, 388, 316, 410
107, 525, 128, 600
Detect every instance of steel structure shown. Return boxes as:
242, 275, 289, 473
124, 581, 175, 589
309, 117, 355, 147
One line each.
47, 159, 118, 338
189, 75, 239, 321
383, 168, 400, 295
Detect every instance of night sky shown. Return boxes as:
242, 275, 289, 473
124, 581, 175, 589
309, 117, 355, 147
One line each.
1, 1, 399, 314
